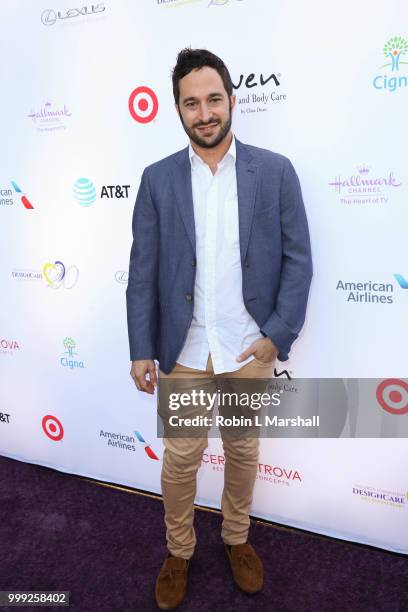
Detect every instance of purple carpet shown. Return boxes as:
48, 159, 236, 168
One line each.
0, 455, 407, 612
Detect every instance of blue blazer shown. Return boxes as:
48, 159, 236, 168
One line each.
126, 138, 312, 374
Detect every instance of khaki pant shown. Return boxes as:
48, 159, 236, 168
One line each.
158, 353, 274, 559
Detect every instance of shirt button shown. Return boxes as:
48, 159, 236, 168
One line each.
185, 293, 193, 301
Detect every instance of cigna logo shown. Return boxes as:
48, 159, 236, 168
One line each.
43, 260, 79, 289
373, 36, 408, 92
60, 337, 85, 370
10, 182, 34, 209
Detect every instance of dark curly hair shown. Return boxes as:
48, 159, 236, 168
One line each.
172, 48, 233, 105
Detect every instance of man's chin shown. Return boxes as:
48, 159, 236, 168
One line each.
191, 128, 227, 149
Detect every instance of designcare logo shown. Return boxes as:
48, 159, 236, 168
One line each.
10, 182, 35, 209
41, 4, 105, 26
100, 429, 159, 460
328, 165, 401, 205
42, 260, 79, 289
128, 86, 158, 123
373, 36, 408, 92
27, 100, 72, 132
353, 484, 406, 509
60, 337, 85, 370
73, 179, 130, 205
0, 339, 20, 356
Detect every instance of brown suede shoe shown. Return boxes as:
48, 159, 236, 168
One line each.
155, 555, 189, 611
225, 542, 264, 594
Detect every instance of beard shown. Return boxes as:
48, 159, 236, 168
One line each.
179, 103, 232, 149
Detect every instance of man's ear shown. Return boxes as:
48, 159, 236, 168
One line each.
175, 103, 180, 117
230, 94, 237, 111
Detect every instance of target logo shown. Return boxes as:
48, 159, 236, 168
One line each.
128, 86, 158, 123
42, 414, 64, 441
376, 379, 408, 415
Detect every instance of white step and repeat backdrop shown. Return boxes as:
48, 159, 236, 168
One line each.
1, 0, 407, 554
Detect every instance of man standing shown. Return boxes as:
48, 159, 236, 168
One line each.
126, 48, 312, 610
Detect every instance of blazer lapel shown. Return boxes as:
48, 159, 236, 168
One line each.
172, 147, 196, 253
235, 138, 258, 264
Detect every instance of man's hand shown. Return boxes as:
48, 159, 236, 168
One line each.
130, 359, 157, 394
236, 337, 278, 364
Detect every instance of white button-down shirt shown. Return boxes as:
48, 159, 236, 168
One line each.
177, 135, 263, 374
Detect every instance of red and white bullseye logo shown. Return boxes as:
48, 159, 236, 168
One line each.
376, 379, 408, 415
42, 414, 64, 441
128, 86, 158, 123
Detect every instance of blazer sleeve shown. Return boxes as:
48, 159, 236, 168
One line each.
126, 168, 159, 361
260, 157, 313, 361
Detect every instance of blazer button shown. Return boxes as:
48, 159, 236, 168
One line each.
186, 293, 193, 301
192, 258, 196, 267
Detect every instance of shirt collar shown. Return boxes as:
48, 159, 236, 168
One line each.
189, 134, 236, 167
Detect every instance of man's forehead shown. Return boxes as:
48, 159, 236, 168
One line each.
179, 66, 225, 95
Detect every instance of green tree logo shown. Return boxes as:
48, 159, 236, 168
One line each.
383, 36, 408, 71
63, 337, 76, 357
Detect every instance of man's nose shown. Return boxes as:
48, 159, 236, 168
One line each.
198, 102, 212, 123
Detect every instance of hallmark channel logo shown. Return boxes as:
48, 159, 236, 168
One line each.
41, 4, 105, 26
27, 100, 72, 132
0, 339, 20, 356
353, 484, 407, 509
43, 260, 79, 290
60, 337, 85, 370
100, 429, 159, 460
336, 279, 394, 304
233, 68, 286, 117
328, 165, 401, 205
373, 36, 408, 92
376, 379, 408, 416
129, 86, 158, 124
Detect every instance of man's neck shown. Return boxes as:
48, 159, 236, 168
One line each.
190, 131, 233, 175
